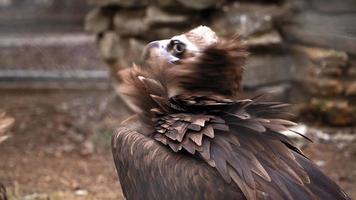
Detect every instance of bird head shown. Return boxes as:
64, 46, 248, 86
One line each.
140, 26, 247, 98
119, 26, 247, 118
142, 26, 218, 65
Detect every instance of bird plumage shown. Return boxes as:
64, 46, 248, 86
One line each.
112, 26, 350, 200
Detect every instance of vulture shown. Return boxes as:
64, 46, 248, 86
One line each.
0, 111, 13, 200
112, 26, 350, 200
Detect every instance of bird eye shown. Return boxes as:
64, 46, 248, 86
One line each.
169, 40, 186, 57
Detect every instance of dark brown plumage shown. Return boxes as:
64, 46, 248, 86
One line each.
112, 26, 350, 200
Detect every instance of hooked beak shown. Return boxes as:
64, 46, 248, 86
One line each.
142, 40, 180, 64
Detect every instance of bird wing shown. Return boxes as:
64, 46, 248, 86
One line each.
112, 115, 245, 200
152, 95, 350, 200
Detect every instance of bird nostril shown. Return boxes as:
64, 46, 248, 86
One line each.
170, 59, 181, 65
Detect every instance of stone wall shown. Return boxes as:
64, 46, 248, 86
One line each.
0, 0, 90, 32
282, 0, 356, 126
85, 0, 356, 126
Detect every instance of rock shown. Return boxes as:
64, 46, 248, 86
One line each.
292, 45, 348, 77
212, 2, 287, 38
144, 26, 187, 40
74, 189, 89, 196
292, 45, 348, 69
347, 60, 356, 77
248, 83, 293, 102
315, 160, 326, 167
307, 98, 355, 126
117, 38, 146, 67
243, 30, 282, 48
292, 12, 356, 37
305, 78, 344, 96
154, 0, 180, 8
98, 31, 145, 73
99, 33, 145, 69
345, 81, 356, 96
0, 112, 14, 144
0, 0, 11, 7
22, 193, 49, 200
99, 31, 121, 62
0, 112, 14, 135
308, 66, 343, 77
88, 0, 148, 7
284, 25, 356, 55
145, 6, 188, 26
61, 143, 76, 153
310, 0, 356, 13
242, 54, 305, 88
348, 66, 356, 77
85, 8, 111, 34
81, 140, 95, 155
112, 6, 191, 37
0, 135, 9, 143
283, 12, 356, 54
322, 67, 343, 76
114, 10, 148, 36
176, 0, 218, 10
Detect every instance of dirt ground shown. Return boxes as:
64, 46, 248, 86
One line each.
0, 90, 355, 200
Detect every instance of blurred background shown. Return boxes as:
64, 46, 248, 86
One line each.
0, 0, 355, 199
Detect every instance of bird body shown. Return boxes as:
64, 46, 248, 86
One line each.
112, 26, 350, 200
113, 115, 245, 200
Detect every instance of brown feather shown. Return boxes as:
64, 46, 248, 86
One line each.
171, 37, 248, 97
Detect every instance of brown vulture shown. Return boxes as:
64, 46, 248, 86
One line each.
0, 111, 13, 200
112, 26, 350, 200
